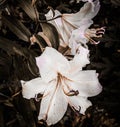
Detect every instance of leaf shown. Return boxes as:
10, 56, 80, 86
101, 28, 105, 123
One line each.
2, 15, 31, 42
0, 0, 7, 10
0, 52, 12, 81
27, 54, 39, 77
0, 37, 28, 56
111, 0, 120, 6
14, 96, 37, 127
41, 22, 60, 49
0, 37, 16, 55
33, 34, 48, 52
3, 100, 14, 107
16, 0, 39, 21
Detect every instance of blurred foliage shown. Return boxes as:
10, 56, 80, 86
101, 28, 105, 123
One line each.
0, 0, 120, 127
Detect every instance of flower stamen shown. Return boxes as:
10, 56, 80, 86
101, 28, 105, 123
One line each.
63, 87, 79, 96
85, 27, 105, 45
71, 106, 81, 115
67, 90, 79, 96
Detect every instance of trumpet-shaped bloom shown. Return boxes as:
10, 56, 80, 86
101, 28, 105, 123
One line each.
45, 0, 101, 54
21, 47, 102, 126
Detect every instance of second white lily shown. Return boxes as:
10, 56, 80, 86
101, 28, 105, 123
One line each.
45, 0, 102, 54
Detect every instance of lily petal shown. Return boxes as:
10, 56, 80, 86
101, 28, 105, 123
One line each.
68, 96, 92, 114
63, 0, 100, 28
21, 77, 47, 99
45, 9, 61, 20
67, 70, 102, 97
69, 20, 93, 54
36, 47, 70, 83
38, 80, 68, 125
46, 10, 73, 47
69, 46, 90, 72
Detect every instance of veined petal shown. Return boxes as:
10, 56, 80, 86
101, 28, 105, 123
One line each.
69, 20, 93, 54
21, 77, 47, 99
69, 46, 90, 72
63, 0, 100, 28
67, 70, 102, 97
68, 96, 92, 114
54, 17, 70, 47
38, 80, 68, 125
45, 9, 61, 20
46, 10, 74, 47
36, 47, 70, 83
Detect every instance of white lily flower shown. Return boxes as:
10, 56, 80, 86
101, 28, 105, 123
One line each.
45, 0, 101, 52
21, 47, 102, 126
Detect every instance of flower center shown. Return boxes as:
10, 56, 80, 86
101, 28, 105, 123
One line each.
57, 73, 79, 96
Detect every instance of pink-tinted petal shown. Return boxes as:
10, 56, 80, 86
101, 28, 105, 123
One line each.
69, 20, 93, 54
38, 80, 68, 125
36, 47, 70, 83
67, 70, 102, 97
21, 77, 47, 99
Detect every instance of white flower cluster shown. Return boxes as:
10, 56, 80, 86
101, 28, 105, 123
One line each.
21, 0, 104, 126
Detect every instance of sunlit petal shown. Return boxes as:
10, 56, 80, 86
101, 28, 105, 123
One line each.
63, 0, 100, 28
21, 77, 47, 99
67, 70, 102, 97
38, 80, 68, 125
69, 46, 90, 72
36, 47, 70, 83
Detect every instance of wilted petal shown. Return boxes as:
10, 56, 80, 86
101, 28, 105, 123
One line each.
68, 96, 92, 114
36, 47, 70, 83
21, 77, 47, 99
67, 70, 102, 97
38, 80, 68, 125
69, 46, 90, 72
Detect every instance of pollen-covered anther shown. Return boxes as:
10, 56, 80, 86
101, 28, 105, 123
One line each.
65, 89, 79, 96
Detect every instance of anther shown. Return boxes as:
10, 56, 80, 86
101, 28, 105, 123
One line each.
66, 90, 79, 96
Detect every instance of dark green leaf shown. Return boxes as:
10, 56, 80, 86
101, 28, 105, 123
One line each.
3, 100, 14, 107
0, 37, 28, 56
41, 22, 60, 49
16, 0, 39, 21
0, 52, 12, 81
0, 37, 16, 55
27, 54, 39, 77
34, 34, 48, 52
2, 15, 31, 42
